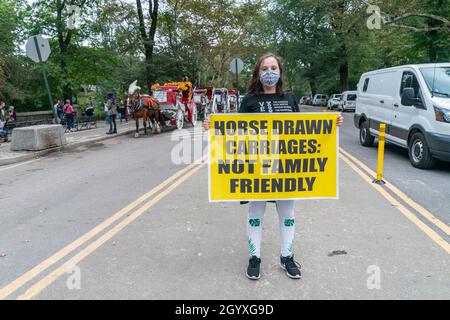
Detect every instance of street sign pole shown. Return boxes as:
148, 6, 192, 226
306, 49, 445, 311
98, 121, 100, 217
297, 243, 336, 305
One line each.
235, 59, 240, 109
32, 36, 56, 123
230, 58, 244, 111
235, 59, 239, 90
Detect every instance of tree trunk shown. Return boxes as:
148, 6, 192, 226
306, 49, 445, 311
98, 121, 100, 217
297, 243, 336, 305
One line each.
309, 79, 317, 96
339, 43, 349, 92
339, 62, 349, 92
136, 0, 158, 84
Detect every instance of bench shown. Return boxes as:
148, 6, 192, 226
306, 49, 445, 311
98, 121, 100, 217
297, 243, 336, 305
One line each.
76, 115, 97, 131
60, 115, 97, 132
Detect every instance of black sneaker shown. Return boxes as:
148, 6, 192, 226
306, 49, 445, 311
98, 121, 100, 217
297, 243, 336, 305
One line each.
280, 255, 302, 279
246, 256, 261, 280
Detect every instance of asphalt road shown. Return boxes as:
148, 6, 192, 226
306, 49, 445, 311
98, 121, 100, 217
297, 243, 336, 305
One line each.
0, 115, 449, 300
301, 105, 450, 226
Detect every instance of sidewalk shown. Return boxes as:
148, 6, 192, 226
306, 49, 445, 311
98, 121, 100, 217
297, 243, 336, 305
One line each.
0, 120, 136, 166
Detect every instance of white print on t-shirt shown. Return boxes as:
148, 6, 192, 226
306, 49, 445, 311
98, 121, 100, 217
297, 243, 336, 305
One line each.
257, 100, 293, 113
259, 102, 265, 112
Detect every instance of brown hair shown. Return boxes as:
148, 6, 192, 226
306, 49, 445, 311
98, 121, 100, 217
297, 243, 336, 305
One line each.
246, 53, 285, 96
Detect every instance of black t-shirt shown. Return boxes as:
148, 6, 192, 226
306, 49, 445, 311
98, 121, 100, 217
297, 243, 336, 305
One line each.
237, 92, 299, 204
239, 92, 299, 113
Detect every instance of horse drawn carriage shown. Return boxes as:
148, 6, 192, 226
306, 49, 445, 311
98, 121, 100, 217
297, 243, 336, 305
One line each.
151, 82, 198, 130
192, 88, 209, 121
210, 88, 231, 114
228, 89, 238, 113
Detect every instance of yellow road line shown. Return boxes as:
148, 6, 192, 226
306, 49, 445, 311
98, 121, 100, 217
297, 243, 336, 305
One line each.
340, 154, 450, 255
340, 148, 450, 236
0, 158, 42, 172
0, 155, 207, 300
17, 159, 207, 300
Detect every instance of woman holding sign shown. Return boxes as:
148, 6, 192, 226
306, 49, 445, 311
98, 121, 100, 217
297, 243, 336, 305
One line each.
204, 53, 343, 280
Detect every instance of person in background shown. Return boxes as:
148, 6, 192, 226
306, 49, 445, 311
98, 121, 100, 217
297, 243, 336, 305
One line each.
104, 102, 111, 125
106, 93, 117, 134
63, 100, 75, 132
8, 106, 16, 123
85, 103, 94, 117
118, 100, 127, 123
0, 101, 6, 121
0, 101, 6, 131
54, 100, 64, 123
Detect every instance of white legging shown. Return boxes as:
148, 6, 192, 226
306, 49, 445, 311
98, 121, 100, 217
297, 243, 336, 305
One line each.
247, 200, 295, 258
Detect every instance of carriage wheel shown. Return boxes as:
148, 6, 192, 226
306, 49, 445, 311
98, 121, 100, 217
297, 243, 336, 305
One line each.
191, 106, 198, 126
176, 107, 184, 130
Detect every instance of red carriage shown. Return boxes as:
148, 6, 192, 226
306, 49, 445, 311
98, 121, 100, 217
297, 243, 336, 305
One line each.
228, 89, 238, 113
210, 88, 231, 114
192, 88, 209, 121
151, 82, 198, 130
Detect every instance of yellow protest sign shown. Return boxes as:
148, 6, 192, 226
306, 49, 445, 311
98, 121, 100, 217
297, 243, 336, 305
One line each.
208, 113, 339, 202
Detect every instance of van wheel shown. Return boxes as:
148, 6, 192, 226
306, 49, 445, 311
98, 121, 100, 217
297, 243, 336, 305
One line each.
359, 121, 374, 147
408, 132, 436, 169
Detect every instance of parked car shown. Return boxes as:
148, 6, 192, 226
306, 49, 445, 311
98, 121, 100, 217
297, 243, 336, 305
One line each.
312, 94, 327, 106
304, 97, 312, 105
354, 63, 450, 169
338, 91, 357, 112
300, 96, 310, 105
327, 94, 343, 110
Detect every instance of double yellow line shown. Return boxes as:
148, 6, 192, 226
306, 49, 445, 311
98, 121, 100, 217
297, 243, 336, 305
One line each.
0, 155, 207, 300
340, 148, 450, 254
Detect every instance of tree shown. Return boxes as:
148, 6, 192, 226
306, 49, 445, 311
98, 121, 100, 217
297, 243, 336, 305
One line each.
136, 0, 159, 83
28, 0, 99, 100
373, 0, 450, 62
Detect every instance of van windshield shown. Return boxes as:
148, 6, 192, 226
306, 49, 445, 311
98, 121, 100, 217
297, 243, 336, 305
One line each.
347, 94, 357, 101
420, 67, 450, 98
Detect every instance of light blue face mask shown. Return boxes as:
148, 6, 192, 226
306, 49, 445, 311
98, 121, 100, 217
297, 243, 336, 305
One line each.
260, 70, 280, 88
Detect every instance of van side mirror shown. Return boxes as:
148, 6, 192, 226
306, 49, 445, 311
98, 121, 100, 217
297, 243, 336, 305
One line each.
401, 88, 418, 106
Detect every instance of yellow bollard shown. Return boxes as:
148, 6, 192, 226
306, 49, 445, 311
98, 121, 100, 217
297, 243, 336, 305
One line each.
373, 123, 386, 185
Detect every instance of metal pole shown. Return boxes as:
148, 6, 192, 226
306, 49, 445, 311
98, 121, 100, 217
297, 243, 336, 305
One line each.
373, 123, 386, 185
235, 59, 240, 111
33, 36, 56, 123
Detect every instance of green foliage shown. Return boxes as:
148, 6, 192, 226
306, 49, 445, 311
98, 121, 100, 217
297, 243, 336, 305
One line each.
1, 0, 450, 110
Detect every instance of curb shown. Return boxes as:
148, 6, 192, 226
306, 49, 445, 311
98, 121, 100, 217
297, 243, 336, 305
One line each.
0, 127, 138, 167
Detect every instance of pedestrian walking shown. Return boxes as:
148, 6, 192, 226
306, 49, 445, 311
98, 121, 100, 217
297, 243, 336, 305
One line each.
203, 53, 344, 280
63, 100, 75, 132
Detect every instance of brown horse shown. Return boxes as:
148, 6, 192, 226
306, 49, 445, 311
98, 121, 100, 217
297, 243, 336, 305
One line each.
127, 92, 162, 137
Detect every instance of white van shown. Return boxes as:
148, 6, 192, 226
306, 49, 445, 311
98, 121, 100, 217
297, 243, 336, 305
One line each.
338, 91, 357, 112
312, 94, 327, 106
354, 63, 450, 169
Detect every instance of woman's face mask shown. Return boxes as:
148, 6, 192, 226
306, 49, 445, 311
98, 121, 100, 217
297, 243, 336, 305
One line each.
259, 70, 280, 88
